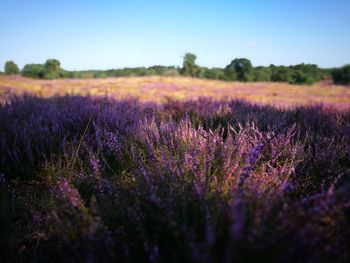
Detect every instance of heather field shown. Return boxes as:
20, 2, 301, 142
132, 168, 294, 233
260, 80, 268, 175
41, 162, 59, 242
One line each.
1, 75, 350, 108
1, 86, 350, 262
2, 0, 350, 261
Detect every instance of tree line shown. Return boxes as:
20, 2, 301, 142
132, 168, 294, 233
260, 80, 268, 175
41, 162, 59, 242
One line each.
1, 53, 349, 85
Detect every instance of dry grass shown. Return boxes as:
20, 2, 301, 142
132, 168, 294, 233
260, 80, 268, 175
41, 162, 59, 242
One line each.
1, 75, 350, 108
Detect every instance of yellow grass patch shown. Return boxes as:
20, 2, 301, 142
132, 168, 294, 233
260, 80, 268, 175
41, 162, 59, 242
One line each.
1, 75, 350, 108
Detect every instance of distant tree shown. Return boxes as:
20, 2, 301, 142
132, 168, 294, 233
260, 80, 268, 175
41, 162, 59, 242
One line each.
181, 53, 200, 77
94, 71, 108, 78
197, 67, 207, 78
43, 59, 62, 79
290, 71, 314, 85
4, 61, 19, 75
133, 67, 147, 76
162, 68, 180, 77
270, 66, 293, 82
289, 64, 324, 84
60, 70, 74, 78
44, 59, 60, 72
253, 67, 272, 82
203, 68, 225, 80
331, 65, 350, 85
225, 58, 253, 82
222, 68, 237, 81
22, 64, 45, 78
147, 66, 171, 76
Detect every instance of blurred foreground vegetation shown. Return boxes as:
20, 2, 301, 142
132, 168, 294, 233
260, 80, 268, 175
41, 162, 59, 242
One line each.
1, 96, 350, 262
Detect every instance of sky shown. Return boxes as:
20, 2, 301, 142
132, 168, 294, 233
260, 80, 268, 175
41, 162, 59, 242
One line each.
1, 0, 349, 70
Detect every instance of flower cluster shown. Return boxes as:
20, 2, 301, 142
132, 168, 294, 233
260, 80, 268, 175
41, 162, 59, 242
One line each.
1, 95, 350, 262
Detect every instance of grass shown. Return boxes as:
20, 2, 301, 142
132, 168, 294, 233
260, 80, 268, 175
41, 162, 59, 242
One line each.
1, 75, 350, 108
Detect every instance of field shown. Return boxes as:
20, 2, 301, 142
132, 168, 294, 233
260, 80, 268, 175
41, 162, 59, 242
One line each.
1, 75, 350, 108
1, 77, 350, 262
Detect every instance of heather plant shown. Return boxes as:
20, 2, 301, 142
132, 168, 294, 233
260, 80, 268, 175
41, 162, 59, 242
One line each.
1, 95, 350, 262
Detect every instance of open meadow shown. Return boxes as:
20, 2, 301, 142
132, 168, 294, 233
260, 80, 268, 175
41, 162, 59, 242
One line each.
1, 75, 350, 108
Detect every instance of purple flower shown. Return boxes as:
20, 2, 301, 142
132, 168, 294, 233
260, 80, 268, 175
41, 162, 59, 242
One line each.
249, 143, 264, 166
56, 178, 82, 208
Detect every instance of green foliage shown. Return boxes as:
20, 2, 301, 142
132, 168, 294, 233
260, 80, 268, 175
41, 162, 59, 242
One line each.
22, 64, 45, 78
51, 66, 180, 79
202, 67, 225, 80
60, 70, 74, 78
4, 61, 19, 75
253, 67, 272, 81
44, 59, 60, 72
225, 58, 253, 81
289, 64, 323, 84
290, 70, 314, 85
162, 68, 180, 76
268, 64, 325, 85
43, 59, 62, 79
22, 60, 63, 79
147, 66, 180, 76
181, 53, 200, 77
94, 71, 108, 78
331, 65, 350, 85
270, 66, 293, 82
16, 54, 344, 85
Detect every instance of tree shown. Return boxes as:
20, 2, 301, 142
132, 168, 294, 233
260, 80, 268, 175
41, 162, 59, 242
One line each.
4, 61, 19, 75
289, 64, 323, 84
290, 71, 314, 85
203, 68, 225, 80
225, 58, 253, 82
253, 67, 272, 82
331, 65, 350, 85
43, 59, 62, 79
270, 66, 293, 83
181, 53, 200, 77
44, 59, 60, 72
22, 64, 45, 78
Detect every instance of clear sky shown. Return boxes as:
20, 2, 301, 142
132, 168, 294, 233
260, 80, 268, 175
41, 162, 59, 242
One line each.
1, 0, 349, 70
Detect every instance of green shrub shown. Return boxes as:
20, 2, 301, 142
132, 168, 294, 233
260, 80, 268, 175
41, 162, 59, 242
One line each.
181, 53, 200, 77
331, 65, 350, 85
22, 64, 45, 78
4, 61, 19, 75
225, 58, 253, 82
253, 67, 272, 81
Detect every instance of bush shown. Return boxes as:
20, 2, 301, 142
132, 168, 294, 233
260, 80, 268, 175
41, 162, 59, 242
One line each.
4, 61, 19, 75
290, 70, 314, 85
253, 67, 272, 81
22, 60, 63, 79
22, 64, 45, 78
331, 65, 350, 85
271, 66, 293, 82
202, 67, 225, 80
181, 53, 200, 77
43, 59, 62, 79
225, 58, 253, 82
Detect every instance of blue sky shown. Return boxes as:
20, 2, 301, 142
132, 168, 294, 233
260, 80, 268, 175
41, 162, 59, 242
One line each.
1, 0, 349, 70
